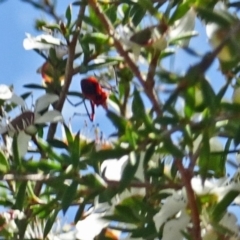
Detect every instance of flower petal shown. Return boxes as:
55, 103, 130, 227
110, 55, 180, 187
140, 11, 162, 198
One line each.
0, 85, 12, 100
75, 213, 108, 240
101, 155, 129, 181
34, 110, 63, 124
153, 190, 187, 229
23, 33, 61, 50
34, 93, 59, 113
169, 8, 196, 46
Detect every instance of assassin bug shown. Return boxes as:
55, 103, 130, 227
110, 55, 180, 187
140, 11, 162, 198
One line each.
80, 70, 118, 121
81, 77, 108, 121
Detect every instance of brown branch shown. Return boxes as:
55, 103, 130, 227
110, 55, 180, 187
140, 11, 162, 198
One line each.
146, 50, 160, 89
47, 4, 86, 140
175, 158, 201, 240
0, 173, 182, 190
88, 0, 162, 116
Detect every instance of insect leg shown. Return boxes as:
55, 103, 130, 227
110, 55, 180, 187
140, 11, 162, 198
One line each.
83, 99, 95, 122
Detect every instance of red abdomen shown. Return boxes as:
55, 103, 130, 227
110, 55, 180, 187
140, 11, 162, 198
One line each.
81, 77, 107, 106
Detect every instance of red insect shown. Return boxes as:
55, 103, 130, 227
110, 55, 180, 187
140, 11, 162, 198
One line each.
81, 77, 108, 121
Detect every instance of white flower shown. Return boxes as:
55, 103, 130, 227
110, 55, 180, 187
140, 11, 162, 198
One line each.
202, 212, 240, 239
0, 85, 13, 100
23, 33, 62, 50
169, 8, 196, 46
101, 153, 146, 199
23, 33, 82, 59
153, 190, 188, 230
116, 7, 196, 60
23, 33, 68, 59
191, 171, 240, 204
191, 176, 226, 195
219, 212, 240, 236
0, 93, 63, 157
162, 210, 190, 240
75, 208, 109, 240
101, 155, 129, 181
0, 210, 25, 234
205, 2, 239, 62
115, 25, 142, 60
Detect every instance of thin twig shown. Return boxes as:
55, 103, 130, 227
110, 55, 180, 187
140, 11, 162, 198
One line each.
88, 0, 162, 116
0, 173, 181, 190
47, 4, 86, 140
175, 158, 201, 240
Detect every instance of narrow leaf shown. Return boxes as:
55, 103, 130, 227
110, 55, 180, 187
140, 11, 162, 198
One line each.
62, 181, 78, 214
44, 209, 58, 238
14, 182, 27, 210
212, 190, 240, 222
65, 4, 72, 27
0, 150, 9, 173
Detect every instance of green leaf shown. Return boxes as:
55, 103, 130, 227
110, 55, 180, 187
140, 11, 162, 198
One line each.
124, 125, 138, 149
65, 4, 72, 27
80, 174, 106, 189
71, 131, 81, 168
12, 134, 21, 169
62, 181, 78, 214
38, 160, 62, 172
44, 209, 58, 238
160, 49, 175, 59
211, 190, 240, 222
87, 59, 120, 71
216, 81, 230, 104
163, 138, 184, 158
155, 116, 179, 125
107, 111, 127, 136
14, 182, 27, 210
0, 150, 9, 173
74, 201, 86, 223
81, 32, 109, 45
197, 7, 234, 27
20, 91, 32, 100
131, 222, 157, 238
89, 148, 130, 164
86, 6, 104, 31
132, 88, 145, 118
169, 31, 198, 45
137, 0, 160, 19
47, 139, 68, 149
130, 3, 146, 26
120, 152, 139, 191
184, 86, 196, 117
200, 79, 217, 112
105, 5, 117, 24
198, 133, 210, 178
24, 83, 47, 90
234, 125, 240, 146
105, 203, 141, 224
32, 200, 58, 218
63, 123, 74, 146
143, 143, 156, 169
37, 138, 65, 163
169, 2, 190, 24
72, 1, 86, 6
